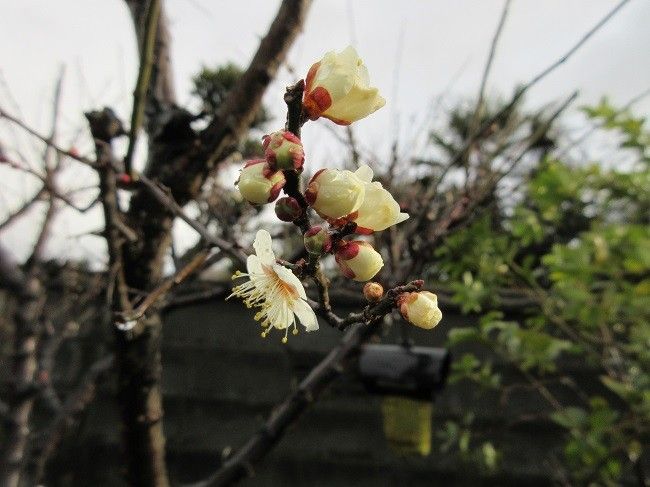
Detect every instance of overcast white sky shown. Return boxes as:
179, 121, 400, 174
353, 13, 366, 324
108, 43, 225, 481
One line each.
1, 0, 649, 264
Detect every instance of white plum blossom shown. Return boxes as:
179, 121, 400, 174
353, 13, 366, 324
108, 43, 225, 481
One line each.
229, 230, 318, 342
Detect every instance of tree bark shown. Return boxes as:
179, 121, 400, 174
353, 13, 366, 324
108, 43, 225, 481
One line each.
111, 0, 311, 485
0, 249, 46, 487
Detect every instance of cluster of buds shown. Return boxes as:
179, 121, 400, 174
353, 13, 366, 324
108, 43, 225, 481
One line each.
231, 45, 441, 335
236, 131, 305, 207
302, 164, 408, 281
305, 165, 408, 233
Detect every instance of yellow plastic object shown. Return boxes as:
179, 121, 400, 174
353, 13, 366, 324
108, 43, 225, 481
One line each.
380, 396, 432, 456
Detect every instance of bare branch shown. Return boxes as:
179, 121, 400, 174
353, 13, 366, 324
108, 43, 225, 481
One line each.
0, 106, 98, 168
137, 174, 247, 267
30, 355, 114, 484
191, 281, 423, 487
0, 187, 46, 231
468, 0, 512, 138
124, 0, 162, 174
125, 0, 177, 120
119, 247, 215, 323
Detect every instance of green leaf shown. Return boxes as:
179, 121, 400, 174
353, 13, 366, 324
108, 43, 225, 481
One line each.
551, 407, 587, 430
447, 328, 480, 346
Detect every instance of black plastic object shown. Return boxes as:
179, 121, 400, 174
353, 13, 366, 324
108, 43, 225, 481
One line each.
358, 344, 450, 400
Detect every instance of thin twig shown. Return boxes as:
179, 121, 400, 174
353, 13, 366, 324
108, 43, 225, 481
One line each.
418, 0, 631, 211
467, 0, 512, 139
0, 187, 46, 231
137, 174, 247, 267
124, 0, 161, 175
0, 106, 98, 168
119, 248, 215, 322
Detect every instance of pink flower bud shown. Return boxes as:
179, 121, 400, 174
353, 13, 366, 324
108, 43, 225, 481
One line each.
237, 159, 286, 205
335, 240, 384, 282
397, 291, 442, 330
303, 226, 332, 255
263, 130, 305, 171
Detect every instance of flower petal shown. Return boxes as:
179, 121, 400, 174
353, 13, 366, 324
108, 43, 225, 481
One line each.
274, 264, 307, 300
293, 299, 319, 332
246, 254, 263, 276
354, 164, 374, 182
324, 85, 385, 124
253, 229, 276, 265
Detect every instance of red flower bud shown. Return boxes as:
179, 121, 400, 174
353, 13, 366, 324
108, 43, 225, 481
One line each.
275, 196, 303, 222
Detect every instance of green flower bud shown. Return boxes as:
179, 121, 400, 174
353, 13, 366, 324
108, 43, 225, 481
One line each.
263, 130, 305, 171
303, 226, 332, 255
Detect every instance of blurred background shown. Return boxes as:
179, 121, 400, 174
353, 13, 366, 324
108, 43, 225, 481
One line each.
0, 1, 648, 486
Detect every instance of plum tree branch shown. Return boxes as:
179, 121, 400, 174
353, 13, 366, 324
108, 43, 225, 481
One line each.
124, 0, 161, 174
191, 281, 423, 487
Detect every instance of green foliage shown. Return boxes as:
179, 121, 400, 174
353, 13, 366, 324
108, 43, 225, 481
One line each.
551, 398, 623, 485
583, 97, 650, 158
448, 353, 501, 389
436, 414, 501, 473
433, 100, 650, 484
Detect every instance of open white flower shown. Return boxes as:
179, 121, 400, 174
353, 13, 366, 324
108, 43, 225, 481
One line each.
229, 229, 318, 342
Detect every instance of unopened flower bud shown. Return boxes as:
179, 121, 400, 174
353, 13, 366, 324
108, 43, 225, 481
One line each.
303, 46, 385, 125
397, 291, 442, 330
305, 168, 365, 219
335, 240, 383, 282
263, 130, 305, 171
363, 282, 384, 302
351, 166, 409, 233
303, 226, 332, 255
275, 196, 303, 222
237, 159, 286, 205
